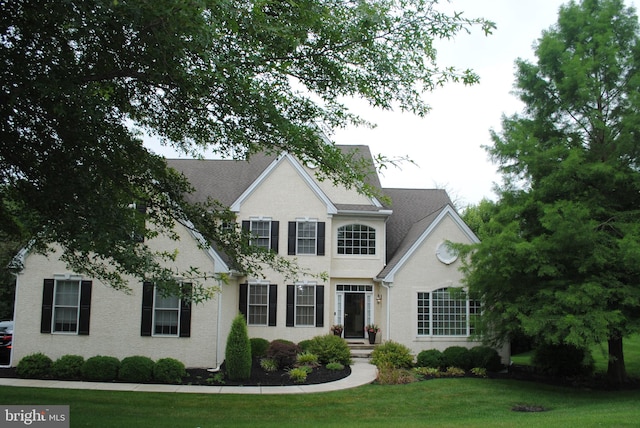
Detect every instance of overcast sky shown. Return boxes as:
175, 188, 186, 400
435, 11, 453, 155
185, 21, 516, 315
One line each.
146, 0, 637, 207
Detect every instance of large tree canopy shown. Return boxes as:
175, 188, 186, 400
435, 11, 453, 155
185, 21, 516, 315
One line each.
461, 0, 640, 384
0, 0, 493, 299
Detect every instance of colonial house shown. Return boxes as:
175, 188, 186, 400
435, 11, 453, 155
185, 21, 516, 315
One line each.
9, 145, 505, 368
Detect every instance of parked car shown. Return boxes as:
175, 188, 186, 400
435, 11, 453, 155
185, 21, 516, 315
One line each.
0, 321, 13, 365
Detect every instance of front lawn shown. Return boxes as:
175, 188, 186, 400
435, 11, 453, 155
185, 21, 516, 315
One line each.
1, 378, 639, 427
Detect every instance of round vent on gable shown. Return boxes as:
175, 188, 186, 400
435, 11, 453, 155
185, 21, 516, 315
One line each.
436, 242, 458, 265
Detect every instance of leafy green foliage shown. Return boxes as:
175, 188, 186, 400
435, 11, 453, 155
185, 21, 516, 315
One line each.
468, 346, 503, 372
441, 347, 472, 371
532, 343, 595, 377
287, 367, 309, 383
16, 353, 52, 379
370, 341, 413, 369
1, 0, 493, 292
225, 314, 252, 381
259, 358, 278, 373
325, 362, 345, 371
51, 355, 85, 380
376, 363, 418, 385
266, 340, 302, 370
118, 356, 155, 383
460, 0, 640, 384
81, 356, 120, 382
249, 338, 270, 358
306, 334, 351, 365
296, 352, 320, 368
153, 358, 186, 384
416, 349, 444, 369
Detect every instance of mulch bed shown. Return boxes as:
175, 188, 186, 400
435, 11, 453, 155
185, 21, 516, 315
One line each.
0, 358, 351, 387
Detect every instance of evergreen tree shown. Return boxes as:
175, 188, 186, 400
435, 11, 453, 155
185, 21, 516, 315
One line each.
461, 0, 640, 384
225, 314, 252, 381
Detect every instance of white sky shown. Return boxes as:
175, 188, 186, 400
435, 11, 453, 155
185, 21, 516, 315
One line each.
146, 0, 637, 207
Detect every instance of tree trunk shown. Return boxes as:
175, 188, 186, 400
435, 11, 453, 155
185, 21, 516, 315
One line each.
607, 335, 627, 385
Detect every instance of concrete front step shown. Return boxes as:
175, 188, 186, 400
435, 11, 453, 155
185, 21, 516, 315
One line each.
347, 341, 376, 359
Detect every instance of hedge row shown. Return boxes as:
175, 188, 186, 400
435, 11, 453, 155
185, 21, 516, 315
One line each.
16, 353, 186, 384
416, 346, 503, 372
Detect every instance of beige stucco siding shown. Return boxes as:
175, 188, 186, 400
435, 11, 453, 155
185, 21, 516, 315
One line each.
12, 222, 228, 368
385, 213, 485, 356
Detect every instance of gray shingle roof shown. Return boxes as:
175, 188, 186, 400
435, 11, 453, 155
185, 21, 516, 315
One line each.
166, 147, 455, 278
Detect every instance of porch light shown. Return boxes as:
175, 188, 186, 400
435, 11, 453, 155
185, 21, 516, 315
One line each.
376, 294, 382, 304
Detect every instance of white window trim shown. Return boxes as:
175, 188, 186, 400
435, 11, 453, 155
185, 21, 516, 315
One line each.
416, 288, 477, 337
247, 280, 270, 326
296, 218, 317, 255
336, 224, 377, 256
249, 217, 272, 250
152, 287, 181, 337
52, 277, 82, 335
294, 282, 316, 327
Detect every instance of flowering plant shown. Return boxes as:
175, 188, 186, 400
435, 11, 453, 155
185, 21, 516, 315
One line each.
330, 324, 343, 334
366, 324, 380, 333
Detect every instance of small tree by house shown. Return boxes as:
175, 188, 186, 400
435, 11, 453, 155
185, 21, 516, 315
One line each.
225, 314, 252, 381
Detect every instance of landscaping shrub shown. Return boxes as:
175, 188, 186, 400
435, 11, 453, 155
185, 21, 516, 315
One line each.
416, 349, 444, 369
376, 362, 417, 384
118, 356, 155, 383
225, 314, 252, 380
266, 340, 302, 369
370, 341, 413, 369
259, 358, 278, 372
81, 356, 120, 382
51, 355, 84, 380
532, 343, 594, 377
16, 353, 52, 379
153, 358, 186, 384
306, 334, 351, 365
288, 367, 309, 383
469, 346, 503, 372
250, 338, 270, 358
296, 351, 320, 367
326, 362, 344, 371
297, 339, 313, 352
442, 346, 472, 371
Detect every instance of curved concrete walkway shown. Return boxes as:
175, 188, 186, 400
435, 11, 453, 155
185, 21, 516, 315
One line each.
0, 360, 377, 395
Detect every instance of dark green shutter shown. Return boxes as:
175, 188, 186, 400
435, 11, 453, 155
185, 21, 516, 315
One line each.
40, 279, 54, 333
141, 282, 154, 336
179, 283, 192, 337
317, 222, 325, 256
268, 284, 277, 326
288, 222, 296, 255
286, 285, 295, 326
270, 221, 279, 252
78, 280, 92, 335
239, 283, 248, 320
315, 285, 324, 327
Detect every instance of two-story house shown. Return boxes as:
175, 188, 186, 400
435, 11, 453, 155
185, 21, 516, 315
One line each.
9, 145, 501, 369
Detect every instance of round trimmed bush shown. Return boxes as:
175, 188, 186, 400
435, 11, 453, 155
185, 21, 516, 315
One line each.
370, 341, 413, 369
532, 343, 594, 377
442, 346, 472, 370
297, 339, 313, 352
416, 349, 444, 369
306, 334, 351, 365
266, 340, 302, 369
51, 355, 85, 380
16, 353, 52, 379
153, 358, 186, 384
118, 356, 155, 383
250, 338, 270, 358
81, 356, 120, 382
469, 346, 503, 372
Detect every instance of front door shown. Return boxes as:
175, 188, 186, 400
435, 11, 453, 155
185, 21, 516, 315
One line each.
343, 293, 365, 338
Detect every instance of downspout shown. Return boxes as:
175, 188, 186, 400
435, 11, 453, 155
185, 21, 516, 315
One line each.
382, 281, 391, 342
208, 288, 223, 372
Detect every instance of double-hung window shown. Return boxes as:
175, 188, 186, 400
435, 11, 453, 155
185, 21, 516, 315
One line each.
141, 282, 192, 337
239, 283, 277, 326
288, 220, 325, 255
41, 278, 92, 335
417, 288, 480, 336
286, 283, 325, 327
242, 219, 279, 252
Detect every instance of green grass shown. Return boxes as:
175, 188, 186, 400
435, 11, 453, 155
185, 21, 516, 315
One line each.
0, 379, 639, 427
510, 334, 640, 376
